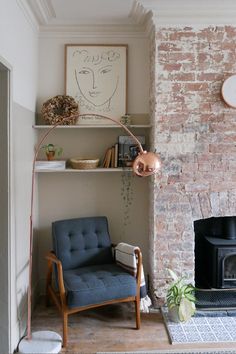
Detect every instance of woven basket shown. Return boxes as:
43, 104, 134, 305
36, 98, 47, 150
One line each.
70, 158, 99, 170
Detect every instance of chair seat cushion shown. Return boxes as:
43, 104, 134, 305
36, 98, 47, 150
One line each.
63, 263, 137, 308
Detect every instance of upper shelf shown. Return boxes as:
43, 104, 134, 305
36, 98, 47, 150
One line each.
32, 124, 151, 129
35, 167, 132, 173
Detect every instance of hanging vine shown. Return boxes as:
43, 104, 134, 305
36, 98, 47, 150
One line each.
121, 171, 134, 228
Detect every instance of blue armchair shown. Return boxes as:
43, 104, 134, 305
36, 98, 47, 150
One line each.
46, 216, 142, 347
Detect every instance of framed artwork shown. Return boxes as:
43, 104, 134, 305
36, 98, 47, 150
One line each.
65, 44, 128, 124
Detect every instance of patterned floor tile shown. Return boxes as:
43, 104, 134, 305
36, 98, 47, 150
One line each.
161, 307, 236, 344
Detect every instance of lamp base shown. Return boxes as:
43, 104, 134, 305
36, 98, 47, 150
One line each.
18, 331, 62, 353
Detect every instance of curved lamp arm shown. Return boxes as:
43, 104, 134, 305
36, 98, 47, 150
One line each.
27, 113, 161, 340
79, 113, 144, 153
79, 114, 162, 177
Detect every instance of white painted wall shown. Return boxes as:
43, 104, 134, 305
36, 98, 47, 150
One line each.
0, 0, 38, 351
37, 35, 151, 288
0, 0, 38, 111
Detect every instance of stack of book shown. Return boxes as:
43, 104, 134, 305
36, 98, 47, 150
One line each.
102, 144, 119, 168
101, 135, 146, 169
118, 135, 145, 167
35, 160, 66, 170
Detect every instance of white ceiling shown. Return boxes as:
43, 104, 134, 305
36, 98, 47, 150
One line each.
21, 0, 236, 33
25, 0, 143, 28
49, 0, 135, 25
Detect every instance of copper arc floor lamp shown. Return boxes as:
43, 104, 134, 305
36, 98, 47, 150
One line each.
18, 114, 161, 353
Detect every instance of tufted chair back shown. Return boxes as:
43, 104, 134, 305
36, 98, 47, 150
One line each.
52, 216, 114, 270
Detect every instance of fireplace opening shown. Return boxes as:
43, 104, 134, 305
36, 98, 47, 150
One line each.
194, 216, 236, 309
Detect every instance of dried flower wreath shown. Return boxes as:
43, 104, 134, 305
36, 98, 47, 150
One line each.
41, 95, 79, 125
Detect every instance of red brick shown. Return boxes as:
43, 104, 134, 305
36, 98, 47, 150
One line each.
201, 114, 224, 122
221, 41, 236, 50
184, 83, 208, 91
212, 52, 225, 63
225, 26, 236, 37
211, 181, 236, 191
163, 63, 181, 71
209, 144, 236, 154
158, 43, 181, 52
197, 53, 208, 63
197, 73, 221, 81
185, 182, 210, 192
169, 31, 196, 41
169, 73, 195, 81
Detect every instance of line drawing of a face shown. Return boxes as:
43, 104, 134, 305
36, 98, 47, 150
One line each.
73, 49, 120, 109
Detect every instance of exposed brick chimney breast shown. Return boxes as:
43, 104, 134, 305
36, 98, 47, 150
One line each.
149, 26, 236, 305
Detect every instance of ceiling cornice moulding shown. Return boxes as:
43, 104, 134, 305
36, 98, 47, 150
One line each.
38, 24, 148, 38
16, 0, 39, 33
129, 1, 148, 25
138, 0, 236, 25
26, 0, 55, 25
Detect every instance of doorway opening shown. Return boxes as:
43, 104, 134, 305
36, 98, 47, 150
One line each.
0, 57, 13, 353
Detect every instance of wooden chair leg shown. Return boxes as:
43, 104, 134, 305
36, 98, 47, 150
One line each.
45, 292, 51, 307
62, 312, 68, 347
45, 259, 53, 307
135, 297, 141, 329
45, 284, 52, 307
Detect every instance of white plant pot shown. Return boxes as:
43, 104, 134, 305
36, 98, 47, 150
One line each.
168, 306, 180, 323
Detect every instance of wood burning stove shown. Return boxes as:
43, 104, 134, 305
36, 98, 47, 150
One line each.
195, 216, 236, 289
194, 216, 236, 309
204, 236, 236, 288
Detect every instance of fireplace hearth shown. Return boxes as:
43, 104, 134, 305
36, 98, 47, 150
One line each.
194, 216, 236, 309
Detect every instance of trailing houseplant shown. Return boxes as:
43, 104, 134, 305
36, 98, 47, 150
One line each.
121, 171, 134, 228
166, 268, 196, 322
41, 143, 63, 161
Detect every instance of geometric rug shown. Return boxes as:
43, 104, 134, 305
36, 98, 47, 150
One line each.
161, 306, 236, 345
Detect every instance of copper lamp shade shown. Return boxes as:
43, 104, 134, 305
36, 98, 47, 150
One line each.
133, 151, 161, 177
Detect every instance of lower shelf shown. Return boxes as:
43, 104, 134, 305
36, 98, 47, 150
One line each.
35, 168, 132, 173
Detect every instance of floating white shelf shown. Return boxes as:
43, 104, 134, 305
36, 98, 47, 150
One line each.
35, 168, 132, 173
33, 124, 151, 129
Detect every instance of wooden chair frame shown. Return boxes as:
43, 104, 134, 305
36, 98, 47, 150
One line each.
45, 249, 142, 347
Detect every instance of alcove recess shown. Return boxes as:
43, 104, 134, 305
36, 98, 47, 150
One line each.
33, 112, 151, 293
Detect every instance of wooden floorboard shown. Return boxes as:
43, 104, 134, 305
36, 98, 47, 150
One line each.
31, 299, 236, 353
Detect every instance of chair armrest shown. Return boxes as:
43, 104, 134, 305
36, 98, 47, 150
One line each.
46, 251, 61, 265
134, 248, 142, 288
46, 251, 66, 298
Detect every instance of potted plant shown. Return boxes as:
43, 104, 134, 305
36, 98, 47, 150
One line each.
166, 269, 196, 323
41, 143, 63, 161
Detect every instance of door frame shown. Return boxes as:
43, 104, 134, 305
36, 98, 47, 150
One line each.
0, 55, 14, 353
